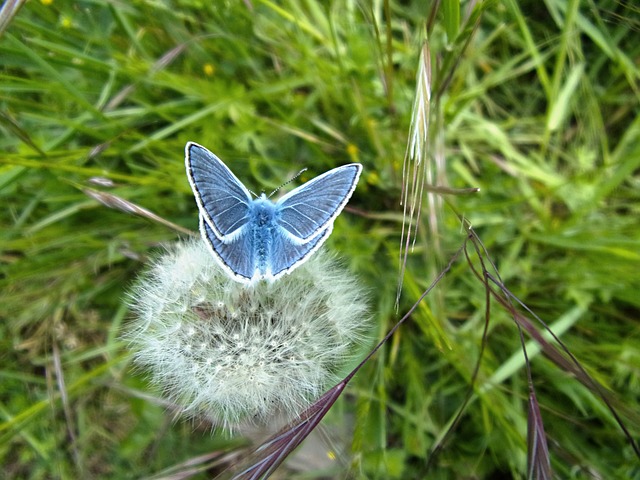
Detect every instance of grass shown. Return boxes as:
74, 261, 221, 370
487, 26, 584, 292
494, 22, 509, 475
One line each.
1, 0, 639, 478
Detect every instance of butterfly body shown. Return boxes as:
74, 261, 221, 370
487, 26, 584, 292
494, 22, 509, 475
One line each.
238, 196, 283, 274
186, 142, 361, 284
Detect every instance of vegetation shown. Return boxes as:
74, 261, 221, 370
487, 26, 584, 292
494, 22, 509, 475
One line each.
1, 0, 639, 478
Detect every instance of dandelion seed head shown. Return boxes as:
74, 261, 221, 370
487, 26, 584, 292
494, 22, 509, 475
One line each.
125, 238, 369, 431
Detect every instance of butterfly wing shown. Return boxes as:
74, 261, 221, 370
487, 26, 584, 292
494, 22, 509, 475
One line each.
200, 215, 256, 283
276, 163, 362, 242
185, 142, 252, 239
268, 225, 333, 280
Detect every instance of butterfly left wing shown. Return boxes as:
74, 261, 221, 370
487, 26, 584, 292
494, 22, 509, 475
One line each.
200, 215, 256, 283
276, 163, 362, 242
186, 142, 253, 240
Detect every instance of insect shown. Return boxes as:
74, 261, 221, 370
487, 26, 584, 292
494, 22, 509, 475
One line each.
185, 142, 362, 284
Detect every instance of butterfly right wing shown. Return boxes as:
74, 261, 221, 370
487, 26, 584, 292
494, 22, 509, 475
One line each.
200, 215, 256, 283
185, 142, 252, 239
276, 164, 362, 242
267, 224, 332, 281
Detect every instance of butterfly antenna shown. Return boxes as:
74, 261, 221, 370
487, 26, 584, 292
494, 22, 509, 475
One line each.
249, 189, 259, 198
268, 168, 308, 197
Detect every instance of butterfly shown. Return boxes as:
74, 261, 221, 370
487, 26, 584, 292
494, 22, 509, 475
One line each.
185, 142, 362, 284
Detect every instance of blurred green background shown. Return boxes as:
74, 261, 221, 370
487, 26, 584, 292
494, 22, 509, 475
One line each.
1, 1, 639, 478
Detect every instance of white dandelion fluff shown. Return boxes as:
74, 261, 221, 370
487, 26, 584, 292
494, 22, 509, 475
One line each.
125, 239, 369, 430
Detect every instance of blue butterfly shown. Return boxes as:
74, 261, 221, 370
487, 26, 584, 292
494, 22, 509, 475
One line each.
185, 142, 362, 284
